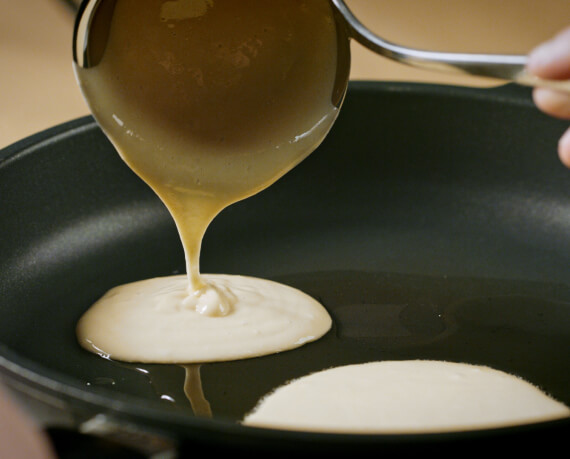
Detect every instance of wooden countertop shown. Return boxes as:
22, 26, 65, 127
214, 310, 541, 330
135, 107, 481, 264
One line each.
1, 0, 569, 149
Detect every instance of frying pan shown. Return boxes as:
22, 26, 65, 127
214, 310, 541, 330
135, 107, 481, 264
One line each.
1, 82, 569, 456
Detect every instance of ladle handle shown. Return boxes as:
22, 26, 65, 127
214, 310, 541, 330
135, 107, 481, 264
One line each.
332, 0, 570, 93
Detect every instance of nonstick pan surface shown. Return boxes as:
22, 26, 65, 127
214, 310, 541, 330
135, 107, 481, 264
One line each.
0, 82, 569, 455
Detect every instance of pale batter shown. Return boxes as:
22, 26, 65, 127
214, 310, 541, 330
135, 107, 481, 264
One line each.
74, 0, 343, 362
243, 360, 570, 433
77, 274, 331, 363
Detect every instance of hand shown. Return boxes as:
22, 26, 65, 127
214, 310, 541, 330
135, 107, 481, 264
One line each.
0, 384, 55, 459
527, 27, 570, 167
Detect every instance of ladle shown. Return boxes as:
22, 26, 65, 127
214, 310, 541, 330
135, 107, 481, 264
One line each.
73, 0, 570, 92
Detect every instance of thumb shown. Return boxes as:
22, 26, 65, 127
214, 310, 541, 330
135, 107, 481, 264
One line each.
527, 26, 570, 80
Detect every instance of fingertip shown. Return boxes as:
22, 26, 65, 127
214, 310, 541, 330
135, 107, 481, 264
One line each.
558, 127, 570, 168
527, 42, 551, 76
532, 87, 570, 119
527, 26, 570, 79
532, 87, 548, 111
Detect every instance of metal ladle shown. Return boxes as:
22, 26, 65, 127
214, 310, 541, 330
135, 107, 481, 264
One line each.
73, 0, 570, 93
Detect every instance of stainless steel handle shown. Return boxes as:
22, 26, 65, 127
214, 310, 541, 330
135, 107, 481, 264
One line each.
332, 0, 570, 92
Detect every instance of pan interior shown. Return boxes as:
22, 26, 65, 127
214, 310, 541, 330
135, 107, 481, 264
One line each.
0, 82, 569, 435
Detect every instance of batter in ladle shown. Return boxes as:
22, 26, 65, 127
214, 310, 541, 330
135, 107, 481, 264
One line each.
74, 0, 346, 362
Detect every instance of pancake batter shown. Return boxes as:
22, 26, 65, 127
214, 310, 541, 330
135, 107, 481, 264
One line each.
243, 360, 570, 433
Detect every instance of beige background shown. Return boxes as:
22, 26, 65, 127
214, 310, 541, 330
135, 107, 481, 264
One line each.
1, 0, 570, 149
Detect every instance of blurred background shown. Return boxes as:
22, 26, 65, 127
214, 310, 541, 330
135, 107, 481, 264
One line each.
1, 0, 570, 149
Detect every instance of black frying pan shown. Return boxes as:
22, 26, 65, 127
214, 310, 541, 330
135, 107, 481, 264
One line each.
1, 82, 569, 456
